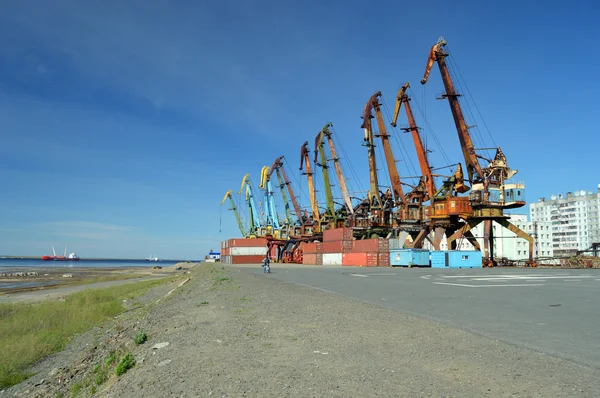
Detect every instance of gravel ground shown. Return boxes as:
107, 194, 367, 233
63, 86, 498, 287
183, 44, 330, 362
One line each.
3, 263, 599, 397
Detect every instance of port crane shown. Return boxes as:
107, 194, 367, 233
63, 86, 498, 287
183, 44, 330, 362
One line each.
259, 165, 282, 239
269, 156, 305, 236
238, 174, 263, 237
220, 190, 247, 237
421, 37, 534, 265
391, 82, 480, 251
300, 141, 321, 234
314, 123, 355, 225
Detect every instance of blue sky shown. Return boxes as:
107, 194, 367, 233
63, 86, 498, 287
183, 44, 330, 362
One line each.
1, 0, 599, 259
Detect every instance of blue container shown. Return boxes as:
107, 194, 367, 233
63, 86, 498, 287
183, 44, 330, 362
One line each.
430, 250, 482, 268
430, 251, 448, 268
390, 249, 430, 267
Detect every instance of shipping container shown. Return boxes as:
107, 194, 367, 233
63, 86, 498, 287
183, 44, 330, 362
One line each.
378, 252, 390, 267
323, 228, 353, 242
342, 252, 368, 267
388, 238, 405, 250
303, 253, 318, 265
322, 240, 353, 253
228, 238, 268, 248
323, 253, 343, 265
352, 238, 388, 253
230, 246, 267, 256
430, 250, 482, 268
390, 249, 430, 267
229, 255, 265, 264
315, 253, 323, 266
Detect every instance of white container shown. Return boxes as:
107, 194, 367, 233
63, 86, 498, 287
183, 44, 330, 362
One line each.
323, 253, 343, 265
230, 246, 267, 256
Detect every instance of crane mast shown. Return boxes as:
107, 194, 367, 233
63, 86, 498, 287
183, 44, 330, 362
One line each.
220, 190, 246, 237
300, 141, 321, 227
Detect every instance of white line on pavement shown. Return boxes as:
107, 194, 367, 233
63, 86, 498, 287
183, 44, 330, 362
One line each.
433, 282, 544, 288
351, 274, 369, 278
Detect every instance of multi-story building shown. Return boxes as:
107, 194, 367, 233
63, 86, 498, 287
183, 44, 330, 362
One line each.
530, 187, 600, 257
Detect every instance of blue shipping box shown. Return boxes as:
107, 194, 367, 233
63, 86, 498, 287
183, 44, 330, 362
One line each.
390, 249, 430, 267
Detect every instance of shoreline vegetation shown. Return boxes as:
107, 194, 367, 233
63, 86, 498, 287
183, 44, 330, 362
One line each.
0, 275, 179, 388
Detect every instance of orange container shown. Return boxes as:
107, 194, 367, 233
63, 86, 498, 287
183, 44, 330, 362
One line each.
303, 253, 318, 265
229, 238, 268, 247
323, 228, 353, 242
342, 252, 367, 266
230, 255, 265, 264
322, 241, 353, 253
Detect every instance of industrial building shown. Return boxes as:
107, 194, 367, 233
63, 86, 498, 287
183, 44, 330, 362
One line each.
530, 187, 600, 257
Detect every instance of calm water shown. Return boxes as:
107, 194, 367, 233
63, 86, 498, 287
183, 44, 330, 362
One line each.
0, 257, 182, 271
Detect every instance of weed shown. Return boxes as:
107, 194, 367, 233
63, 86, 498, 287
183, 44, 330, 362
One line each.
134, 331, 148, 345
105, 350, 118, 366
215, 277, 232, 283
115, 353, 135, 376
238, 297, 251, 301
90, 385, 97, 395
199, 301, 209, 305
70, 381, 83, 396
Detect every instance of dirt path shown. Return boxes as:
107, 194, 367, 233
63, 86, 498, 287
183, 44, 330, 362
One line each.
3, 263, 599, 397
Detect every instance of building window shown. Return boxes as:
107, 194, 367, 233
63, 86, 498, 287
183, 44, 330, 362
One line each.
461, 255, 469, 260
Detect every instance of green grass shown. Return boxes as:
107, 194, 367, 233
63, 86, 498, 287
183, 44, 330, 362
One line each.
134, 331, 148, 345
0, 278, 169, 389
115, 353, 135, 376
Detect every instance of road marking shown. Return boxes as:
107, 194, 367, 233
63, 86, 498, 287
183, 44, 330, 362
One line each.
443, 275, 594, 281
433, 282, 544, 288
420, 275, 432, 280
432, 282, 475, 288
351, 274, 369, 278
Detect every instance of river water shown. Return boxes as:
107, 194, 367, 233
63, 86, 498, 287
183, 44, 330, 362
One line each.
0, 258, 181, 270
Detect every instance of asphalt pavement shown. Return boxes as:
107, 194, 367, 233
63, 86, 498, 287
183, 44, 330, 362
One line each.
235, 264, 600, 368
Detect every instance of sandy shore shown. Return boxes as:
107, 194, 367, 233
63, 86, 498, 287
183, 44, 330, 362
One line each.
0, 262, 196, 298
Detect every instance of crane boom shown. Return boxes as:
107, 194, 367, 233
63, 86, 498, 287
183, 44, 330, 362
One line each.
272, 156, 304, 224
361, 98, 383, 209
300, 141, 320, 223
366, 91, 406, 206
259, 166, 280, 230
321, 123, 354, 215
420, 38, 484, 184
238, 174, 262, 233
314, 129, 336, 220
221, 190, 246, 236
392, 83, 436, 198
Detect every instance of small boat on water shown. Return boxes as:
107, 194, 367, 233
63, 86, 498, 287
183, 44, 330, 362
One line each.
145, 254, 159, 262
42, 246, 80, 261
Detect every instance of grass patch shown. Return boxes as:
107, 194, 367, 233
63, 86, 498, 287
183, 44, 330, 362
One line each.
0, 278, 168, 389
115, 353, 135, 376
134, 331, 148, 345
199, 301, 209, 305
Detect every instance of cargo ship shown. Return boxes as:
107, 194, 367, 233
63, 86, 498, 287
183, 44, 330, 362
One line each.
42, 246, 80, 261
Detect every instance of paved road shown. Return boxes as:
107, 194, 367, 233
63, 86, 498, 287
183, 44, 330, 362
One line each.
236, 264, 600, 368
